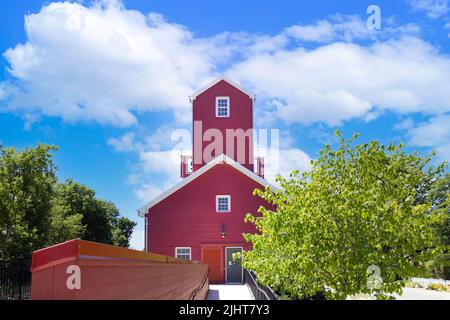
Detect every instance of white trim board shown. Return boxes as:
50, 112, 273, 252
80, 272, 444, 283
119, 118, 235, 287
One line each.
137, 154, 278, 217
189, 76, 256, 101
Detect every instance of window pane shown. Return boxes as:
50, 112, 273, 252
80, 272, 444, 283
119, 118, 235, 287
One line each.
217, 197, 230, 211
176, 248, 191, 260
216, 98, 229, 117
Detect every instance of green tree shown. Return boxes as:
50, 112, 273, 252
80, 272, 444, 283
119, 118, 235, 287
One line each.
48, 183, 86, 245
0, 144, 57, 259
244, 133, 445, 299
112, 217, 137, 248
424, 173, 450, 279
53, 179, 136, 247
428, 173, 450, 246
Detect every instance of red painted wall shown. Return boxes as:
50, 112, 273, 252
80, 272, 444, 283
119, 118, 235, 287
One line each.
146, 164, 267, 262
192, 80, 254, 172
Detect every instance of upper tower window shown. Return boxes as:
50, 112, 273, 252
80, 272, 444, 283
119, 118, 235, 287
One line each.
216, 97, 230, 118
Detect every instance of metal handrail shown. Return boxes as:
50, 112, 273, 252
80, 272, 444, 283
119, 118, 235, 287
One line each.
244, 269, 278, 300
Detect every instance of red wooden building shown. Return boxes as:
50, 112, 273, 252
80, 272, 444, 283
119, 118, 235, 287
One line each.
138, 77, 276, 284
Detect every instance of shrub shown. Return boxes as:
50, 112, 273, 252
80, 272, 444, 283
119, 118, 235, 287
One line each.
404, 281, 422, 288
426, 254, 450, 280
427, 283, 449, 292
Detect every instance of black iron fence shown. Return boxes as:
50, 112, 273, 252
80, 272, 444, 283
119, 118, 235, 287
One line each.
243, 269, 278, 300
0, 260, 32, 300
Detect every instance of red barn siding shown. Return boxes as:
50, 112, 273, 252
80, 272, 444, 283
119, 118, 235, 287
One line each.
193, 80, 254, 172
146, 163, 268, 283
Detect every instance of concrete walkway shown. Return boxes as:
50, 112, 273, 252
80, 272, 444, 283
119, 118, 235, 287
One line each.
207, 284, 254, 300
396, 287, 450, 300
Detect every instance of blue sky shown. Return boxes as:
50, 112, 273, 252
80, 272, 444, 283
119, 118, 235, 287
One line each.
1, 0, 450, 249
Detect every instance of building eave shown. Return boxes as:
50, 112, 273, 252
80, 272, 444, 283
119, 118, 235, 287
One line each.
137, 154, 278, 217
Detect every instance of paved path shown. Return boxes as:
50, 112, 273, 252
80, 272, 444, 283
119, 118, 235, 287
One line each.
396, 288, 450, 300
207, 285, 449, 300
351, 287, 450, 300
207, 284, 254, 300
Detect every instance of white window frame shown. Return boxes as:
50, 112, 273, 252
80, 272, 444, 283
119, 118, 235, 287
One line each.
215, 96, 230, 118
216, 195, 231, 213
175, 247, 192, 260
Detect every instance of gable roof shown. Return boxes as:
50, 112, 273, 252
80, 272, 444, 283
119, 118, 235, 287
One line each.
137, 154, 278, 217
189, 76, 256, 101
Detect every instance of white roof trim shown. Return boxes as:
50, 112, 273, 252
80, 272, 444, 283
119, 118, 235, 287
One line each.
189, 76, 256, 101
137, 154, 278, 217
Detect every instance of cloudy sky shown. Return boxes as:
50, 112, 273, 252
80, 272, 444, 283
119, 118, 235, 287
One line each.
1, 0, 450, 249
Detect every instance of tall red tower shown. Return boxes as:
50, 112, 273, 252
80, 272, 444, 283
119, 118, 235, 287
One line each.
140, 77, 273, 284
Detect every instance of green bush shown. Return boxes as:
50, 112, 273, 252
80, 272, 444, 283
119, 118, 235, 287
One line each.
426, 254, 450, 280
427, 283, 449, 292
404, 281, 422, 288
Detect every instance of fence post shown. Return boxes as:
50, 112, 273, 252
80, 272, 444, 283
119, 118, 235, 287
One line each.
18, 260, 23, 301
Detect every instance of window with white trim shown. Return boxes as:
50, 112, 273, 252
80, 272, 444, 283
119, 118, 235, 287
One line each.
175, 247, 191, 260
216, 195, 231, 212
216, 97, 230, 118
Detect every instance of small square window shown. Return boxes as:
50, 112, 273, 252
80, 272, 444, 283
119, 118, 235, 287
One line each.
216, 195, 231, 212
175, 247, 191, 260
216, 97, 230, 118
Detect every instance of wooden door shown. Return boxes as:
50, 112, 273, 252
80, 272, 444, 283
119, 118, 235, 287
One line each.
202, 246, 222, 284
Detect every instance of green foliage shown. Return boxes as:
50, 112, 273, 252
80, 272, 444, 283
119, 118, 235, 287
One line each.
404, 281, 422, 288
426, 254, 450, 280
112, 217, 137, 248
427, 283, 449, 292
0, 144, 137, 259
52, 179, 137, 247
427, 173, 450, 246
243, 133, 446, 300
0, 144, 58, 259
419, 173, 450, 280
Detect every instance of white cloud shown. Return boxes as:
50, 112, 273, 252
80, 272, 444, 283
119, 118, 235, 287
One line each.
394, 117, 415, 131
264, 148, 312, 183
408, 0, 449, 18
1, 0, 218, 126
108, 132, 137, 152
285, 15, 373, 43
229, 37, 450, 126
108, 129, 187, 202
129, 228, 144, 250
407, 114, 450, 161
284, 15, 420, 43
2, 1, 450, 166
2, 2, 448, 130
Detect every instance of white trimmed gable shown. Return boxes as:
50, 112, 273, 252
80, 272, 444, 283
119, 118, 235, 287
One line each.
137, 154, 277, 217
189, 76, 256, 101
